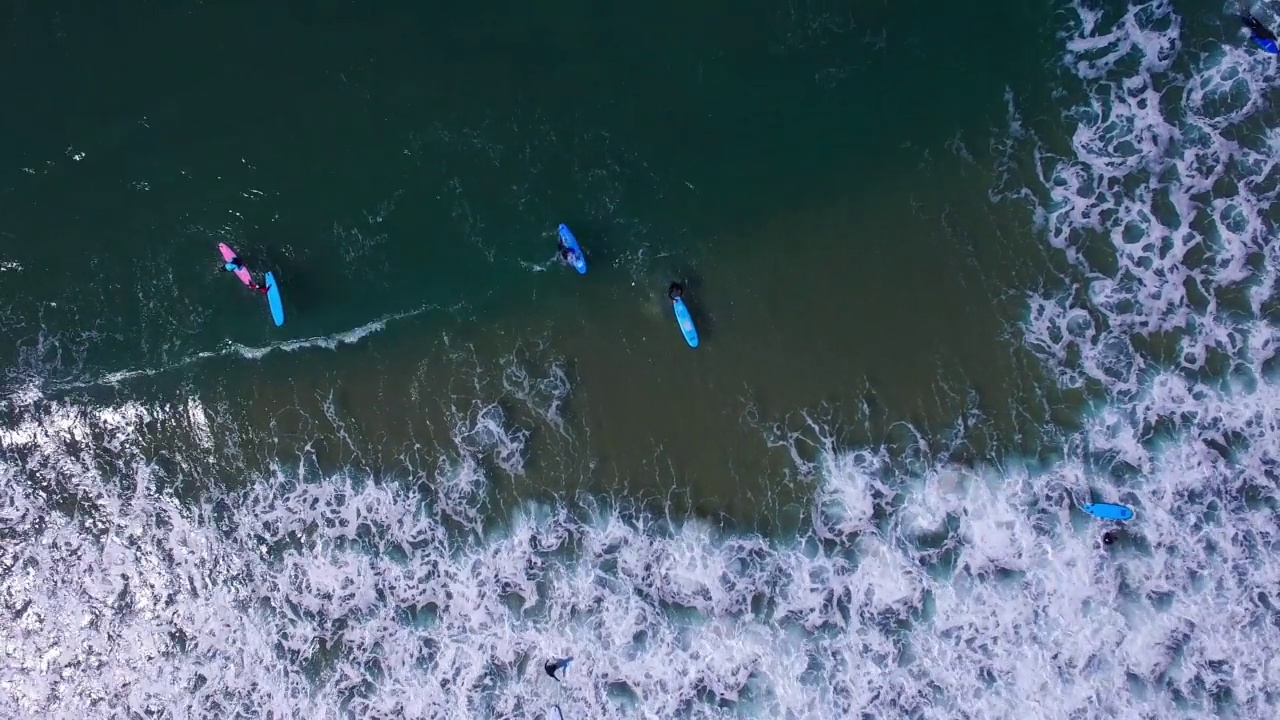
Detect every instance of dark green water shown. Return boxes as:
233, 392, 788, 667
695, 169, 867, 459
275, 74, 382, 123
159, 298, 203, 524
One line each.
1, 0, 1063, 526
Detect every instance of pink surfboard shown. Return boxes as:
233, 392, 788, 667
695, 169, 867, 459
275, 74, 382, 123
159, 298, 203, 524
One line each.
218, 243, 253, 286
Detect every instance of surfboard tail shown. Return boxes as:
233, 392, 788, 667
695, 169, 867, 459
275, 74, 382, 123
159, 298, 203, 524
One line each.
264, 271, 285, 326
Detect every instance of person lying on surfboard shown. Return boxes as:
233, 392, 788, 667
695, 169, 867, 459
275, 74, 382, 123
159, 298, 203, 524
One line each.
223, 256, 270, 295
1241, 11, 1278, 46
557, 239, 580, 266
668, 282, 684, 301
222, 256, 265, 290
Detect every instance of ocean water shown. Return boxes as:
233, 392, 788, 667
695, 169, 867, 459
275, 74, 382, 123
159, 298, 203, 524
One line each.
3, 1, 1279, 718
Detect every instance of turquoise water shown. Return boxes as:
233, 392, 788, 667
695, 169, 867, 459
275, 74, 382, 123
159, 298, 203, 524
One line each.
5, 1, 1279, 718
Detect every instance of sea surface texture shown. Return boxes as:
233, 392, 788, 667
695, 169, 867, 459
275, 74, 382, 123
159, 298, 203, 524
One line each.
1, 1, 1277, 718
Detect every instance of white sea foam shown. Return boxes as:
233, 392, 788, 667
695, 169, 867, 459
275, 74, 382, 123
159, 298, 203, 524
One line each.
1012, 1, 1280, 717
3, 3, 1280, 719
228, 306, 430, 361
67, 307, 432, 389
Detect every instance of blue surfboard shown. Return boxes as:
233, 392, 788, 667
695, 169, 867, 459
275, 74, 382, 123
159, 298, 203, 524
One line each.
1083, 502, 1134, 522
1252, 36, 1280, 54
673, 297, 699, 347
264, 271, 285, 326
557, 224, 587, 274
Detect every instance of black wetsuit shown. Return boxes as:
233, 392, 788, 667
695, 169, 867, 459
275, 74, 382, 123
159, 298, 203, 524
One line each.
544, 658, 570, 680
1243, 13, 1278, 42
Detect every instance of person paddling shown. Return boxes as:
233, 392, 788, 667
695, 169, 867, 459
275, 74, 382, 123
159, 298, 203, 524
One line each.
1241, 10, 1279, 51
222, 255, 264, 293
557, 237, 580, 266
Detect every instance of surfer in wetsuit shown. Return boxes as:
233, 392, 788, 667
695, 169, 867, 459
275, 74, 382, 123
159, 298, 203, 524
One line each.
557, 239, 579, 266
1241, 11, 1278, 45
544, 657, 572, 681
222, 257, 245, 273
1102, 530, 1118, 546
668, 282, 684, 301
